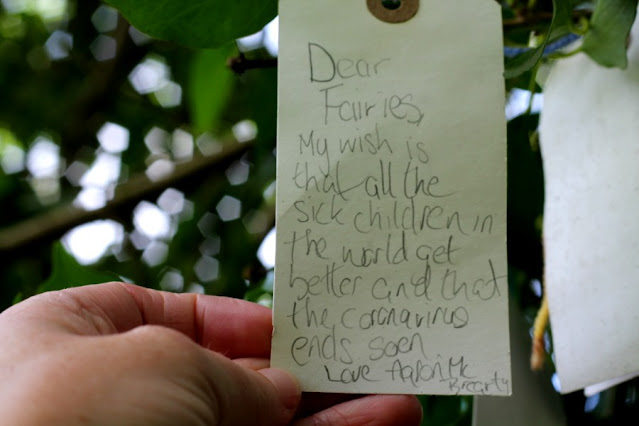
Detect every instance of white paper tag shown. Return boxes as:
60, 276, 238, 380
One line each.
272, 0, 511, 395
540, 14, 639, 394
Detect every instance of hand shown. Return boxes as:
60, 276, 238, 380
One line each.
0, 282, 422, 425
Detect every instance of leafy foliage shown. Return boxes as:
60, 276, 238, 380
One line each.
104, 0, 278, 48
504, 0, 574, 79
582, 0, 639, 68
38, 242, 121, 294
504, 0, 638, 78
189, 44, 236, 132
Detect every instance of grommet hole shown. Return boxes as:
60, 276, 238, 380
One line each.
381, 0, 401, 10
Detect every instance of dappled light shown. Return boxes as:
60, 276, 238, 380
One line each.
170, 129, 193, 161
73, 151, 121, 210
26, 136, 60, 178
584, 394, 600, 413
215, 195, 241, 222
257, 228, 275, 269
506, 88, 543, 120
2, 0, 68, 22
263, 17, 278, 57
530, 278, 542, 298
62, 220, 124, 265
79, 152, 121, 187
128, 55, 183, 108
44, 30, 72, 60
29, 176, 59, 204
196, 211, 217, 237
177, 199, 193, 222
144, 126, 170, 155
74, 187, 106, 210
26, 137, 62, 204
0, 0, 283, 344
225, 158, 250, 186
153, 81, 182, 108
262, 180, 275, 202
64, 161, 88, 186
237, 30, 264, 53
0, 143, 24, 174
159, 268, 184, 292
145, 158, 174, 181
141, 240, 168, 267
129, 229, 151, 250
129, 56, 170, 95
195, 133, 222, 156
90, 34, 116, 61
231, 119, 257, 143
199, 235, 220, 256
127, 26, 151, 45
133, 201, 171, 240
0, 128, 25, 174
91, 5, 118, 33
185, 283, 205, 294
237, 15, 278, 57
193, 255, 219, 282
552, 373, 562, 393
157, 188, 184, 215
97, 122, 129, 153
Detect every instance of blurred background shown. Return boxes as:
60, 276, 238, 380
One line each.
0, 0, 281, 305
0, 0, 637, 424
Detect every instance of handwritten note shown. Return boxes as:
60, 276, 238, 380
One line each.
272, 0, 511, 395
540, 13, 639, 394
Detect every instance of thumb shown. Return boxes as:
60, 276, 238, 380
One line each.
203, 353, 301, 426
258, 368, 303, 421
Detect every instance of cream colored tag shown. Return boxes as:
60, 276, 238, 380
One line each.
272, 0, 510, 394
540, 15, 639, 394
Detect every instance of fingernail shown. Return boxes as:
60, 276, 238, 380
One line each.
260, 368, 301, 412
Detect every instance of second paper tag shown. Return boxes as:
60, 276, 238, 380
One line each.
272, 0, 511, 395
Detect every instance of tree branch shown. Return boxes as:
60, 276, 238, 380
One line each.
227, 55, 277, 75
0, 141, 253, 253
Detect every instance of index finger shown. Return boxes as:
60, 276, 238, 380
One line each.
11, 282, 273, 359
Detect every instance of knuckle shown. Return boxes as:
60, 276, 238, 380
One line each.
128, 324, 199, 358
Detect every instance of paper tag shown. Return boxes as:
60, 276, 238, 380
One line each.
540, 14, 639, 394
272, 0, 511, 395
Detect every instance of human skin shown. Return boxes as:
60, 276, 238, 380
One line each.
0, 282, 422, 425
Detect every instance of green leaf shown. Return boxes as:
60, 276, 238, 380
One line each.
244, 270, 274, 304
104, 0, 277, 48
12, 292, 23, 305
551, 0, 578, 38
419, 395, 472, 426
504, 47, 545, 80
189, 44, 236, 132
581, 0, 638, 68
37, 242, 121, 294
504, 0, 574, 79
